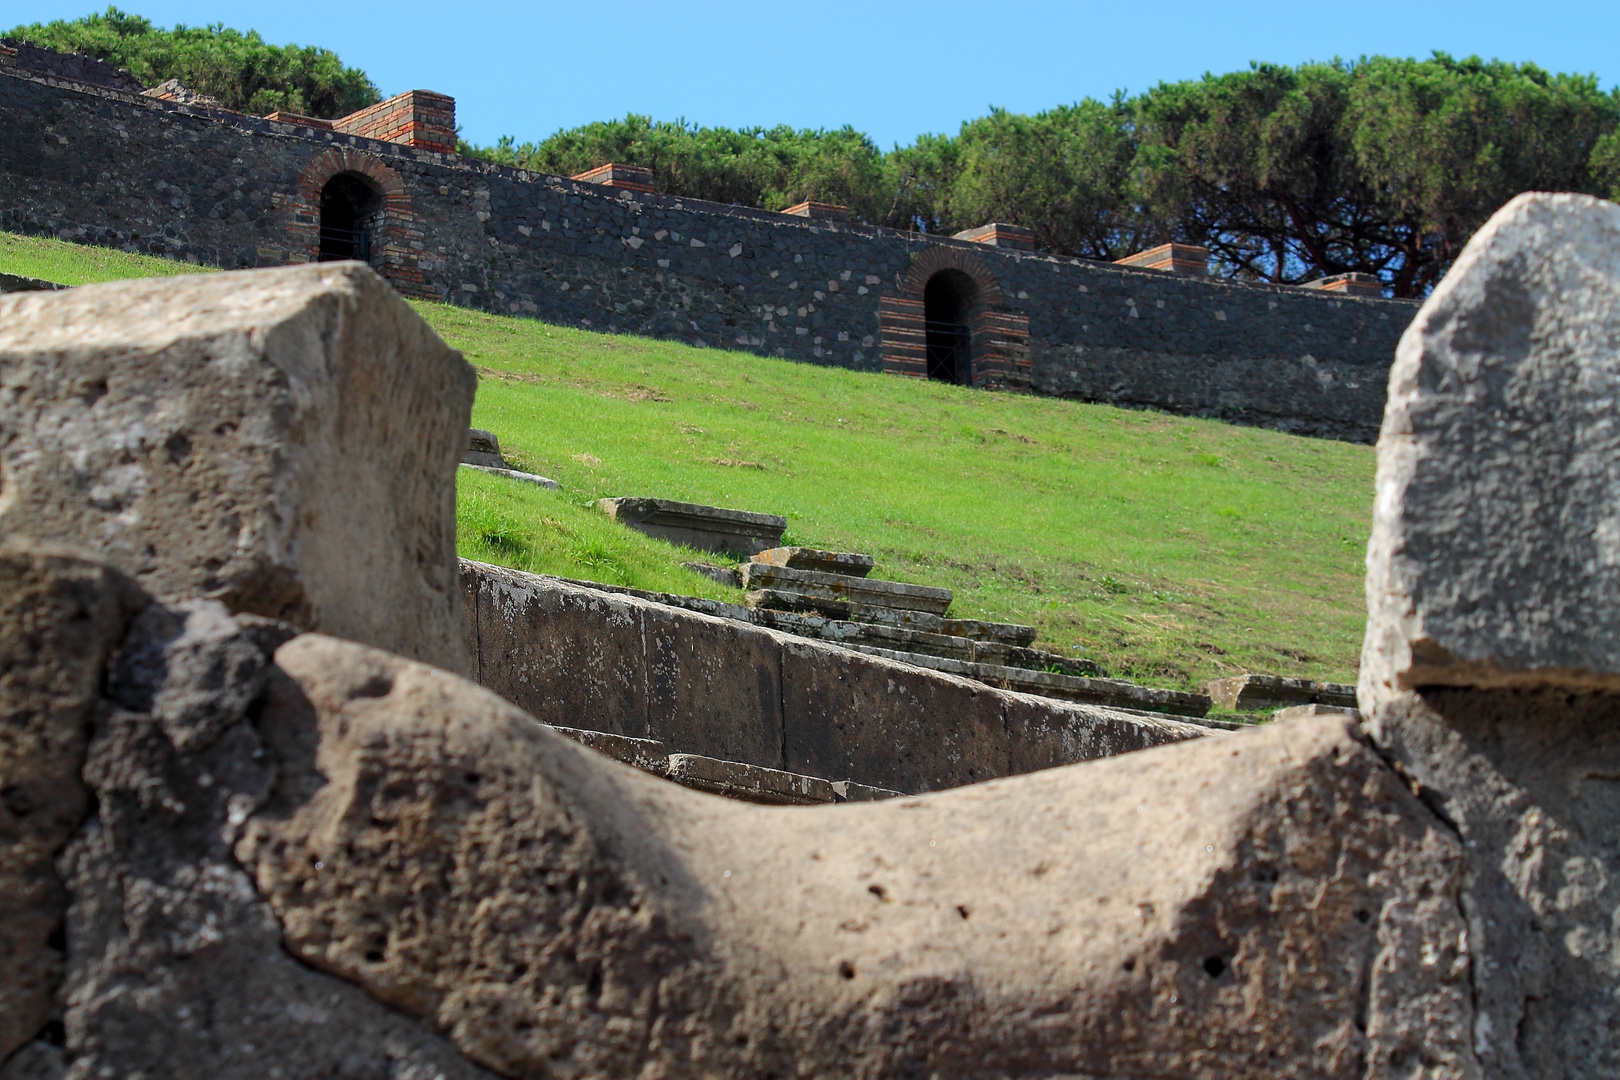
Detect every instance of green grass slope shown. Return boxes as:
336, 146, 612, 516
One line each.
0, 232, 214, 285
0, 231, 1377, 691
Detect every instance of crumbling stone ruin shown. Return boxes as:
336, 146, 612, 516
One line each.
4, 192, 1620, 1077
0, 38, 1411, 440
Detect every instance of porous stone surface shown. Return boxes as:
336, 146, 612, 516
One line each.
0, 540, 141, 1061
1364, 192, 1620, 699
237, 633, 1474, 1079
0, 263, 475, 674
1360, 192, 1620, 1077
36, 602, 499, 1080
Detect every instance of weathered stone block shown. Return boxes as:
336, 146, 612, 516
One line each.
642, 601, 784, 765
750, 546, 874, 577
0, 264, 475, 674
597, 496, 786, 557
1364, 192, 1620, 700
465, 562, 648, 736
0, 540, 141, 1060
739, 562, 953, 616
237, 635, 1476, 1079
781, 638, 1005, 792
1205, 673, 1356, 712
1003, 691, 1214, 777
1360, 192, 1620, 1076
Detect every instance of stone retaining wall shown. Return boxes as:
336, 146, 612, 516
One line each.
462, 560, 1210, 794
0, 58, 1417, 440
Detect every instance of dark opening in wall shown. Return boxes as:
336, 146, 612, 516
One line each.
319, 173, 382, 264
924, 269, 977, 384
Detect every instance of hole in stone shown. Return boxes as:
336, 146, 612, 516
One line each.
81, 378, 108, 405
164, 432, 192, 464
1123, 958, 1136, 972
47, 924, 66, 951
1354, 909, 1371, 924
42, 1020, 66, 1046
353, 673, 393, 699
868, 883, 887, 900
956, 905, 971, 920
838, 960, 856, 979
1202, 956, 1227, 979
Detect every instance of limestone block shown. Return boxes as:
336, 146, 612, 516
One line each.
236, 634, 1476, 1079
1206, 673, 1357, 712
597, 496, 786, 557
1364, 192, 1620, 700
739, 561, 954, 616
780, 637, 1011, 791
1002, 690, 1215, 776
643, 600, 784, 763
0, 540, 141, 1060
750, 545, 875, 577
0, 264, 474, 675
466, 563, 649, 736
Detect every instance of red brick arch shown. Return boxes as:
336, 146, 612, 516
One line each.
277, 148, 432, 298
880, 244, 1029, 389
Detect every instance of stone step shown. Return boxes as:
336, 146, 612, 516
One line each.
738, 562, 952, 616
462, 427, 507, 469
459, 463, 560, 490
844, 644, 1211, 718
546, 725, 905, 805
750, 546, 875, 578
1205, 673, 1357, 712
598, 496, 787, 557
752, 607, 1097, 675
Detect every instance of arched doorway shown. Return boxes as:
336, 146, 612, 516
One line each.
318, 173, 382, 263
924, 269, 977, 383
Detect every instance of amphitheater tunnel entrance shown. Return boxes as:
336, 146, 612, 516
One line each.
924, 268, 978, 384
319, 172, 383, 264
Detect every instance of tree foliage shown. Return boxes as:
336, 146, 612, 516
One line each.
1134, 55, 1620, 294
467, 55, 1619, 297
5, 6, 379, 118
9, 10, 1618, 296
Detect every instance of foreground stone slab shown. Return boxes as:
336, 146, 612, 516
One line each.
740, 561, 953, 616
1360, 193, 1620, 1076
0, 263, 475, 675
1364, 191, 1620, 697
751, 545, 875, 577
597, 496, 787, 557
1205, 673, 1357, 712
233, 634, 1472, 1079
0, 541, 141, 1061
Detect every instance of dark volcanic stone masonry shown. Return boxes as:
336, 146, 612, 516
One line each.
0, 53, 1418, 441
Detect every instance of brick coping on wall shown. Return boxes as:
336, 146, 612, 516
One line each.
0, 61, 1421, 311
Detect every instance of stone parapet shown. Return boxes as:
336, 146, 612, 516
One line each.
461, 560, 1211, 794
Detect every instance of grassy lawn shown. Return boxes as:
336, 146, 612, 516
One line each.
0, 231, 1378, 691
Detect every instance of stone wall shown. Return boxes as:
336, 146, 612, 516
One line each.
462, 560, 1210, 795
0, 56, 1417, 440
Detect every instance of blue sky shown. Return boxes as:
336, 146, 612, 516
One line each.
8, 1, 1620, 148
